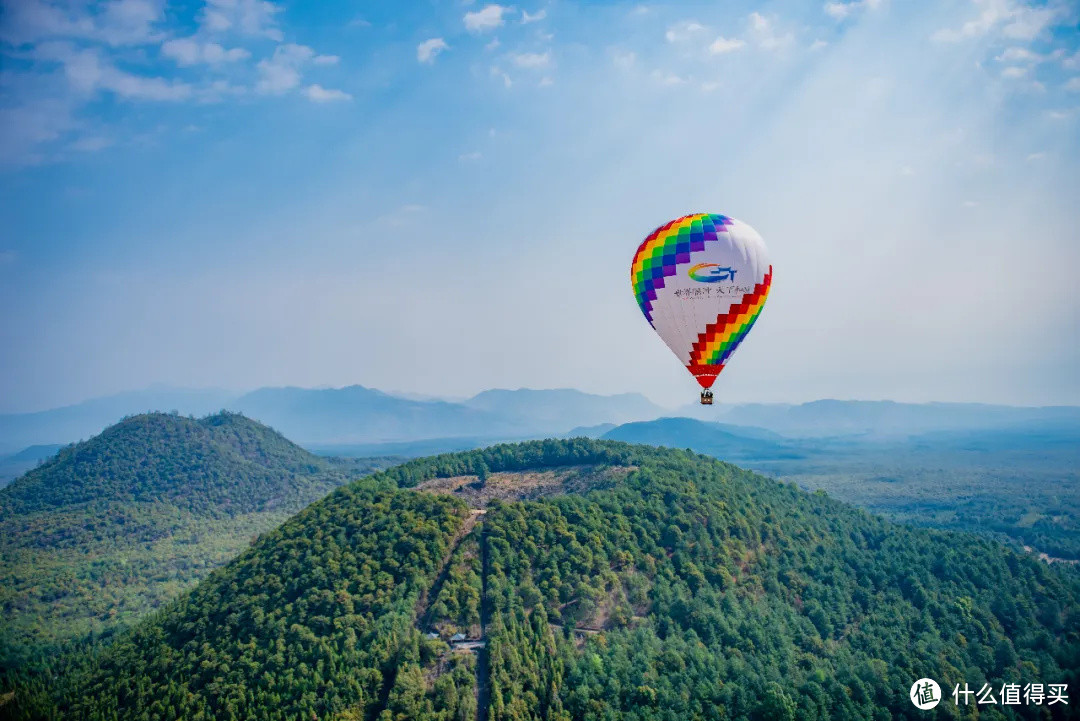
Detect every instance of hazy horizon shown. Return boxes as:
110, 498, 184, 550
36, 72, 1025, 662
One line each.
5, 381, 1080, 417
2, 0, 1078, 412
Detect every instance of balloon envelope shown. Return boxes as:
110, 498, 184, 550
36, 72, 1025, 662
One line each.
631, 213, 772, 389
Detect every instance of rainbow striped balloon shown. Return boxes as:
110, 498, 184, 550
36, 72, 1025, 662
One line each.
631, 213, 772, 391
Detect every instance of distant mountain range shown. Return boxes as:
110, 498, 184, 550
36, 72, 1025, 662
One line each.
689, 398, 1080, 438
3, 385, 1078, 459
602, 417, 801, 461
0, 386, 666, 454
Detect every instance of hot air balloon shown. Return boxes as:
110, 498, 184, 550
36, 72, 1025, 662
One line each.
631, 213, 772, 405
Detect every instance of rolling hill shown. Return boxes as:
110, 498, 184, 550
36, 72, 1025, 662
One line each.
5, 440, 1077, 720
602, 416, 797, 460
0, 412, 393, 669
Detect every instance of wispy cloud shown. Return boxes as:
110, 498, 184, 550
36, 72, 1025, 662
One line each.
38, 44, 193, 100
304, 84, 351, 102
0, 0, 166, 46
611, 50, 636, 70
824, 0, 882, 21
255, 43, 329, 95
522, 9, 547, 24
932, 0, 1063, 43
748, 12, 793, 50
201, 0, 284, 40
708, 36, 745, 55
510, 51, 551, 68
417, 38, 449, 64
651, 69, 688, 86
70, 135, 113, 152
665, 20, 707, 44
161, 37, 250, 66
464, 5, 509, 33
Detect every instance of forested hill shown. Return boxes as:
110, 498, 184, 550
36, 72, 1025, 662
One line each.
0, 411, 336, 518
5, 439, 1078, 720
0, 412, 392, 670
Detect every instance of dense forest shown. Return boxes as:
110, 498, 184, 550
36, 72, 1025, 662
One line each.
3, 439, 1077, 720
0, 412, 395, 670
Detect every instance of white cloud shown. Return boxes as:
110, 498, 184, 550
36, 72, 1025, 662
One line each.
313, 54, 339, 65
201, 0, 283, 40
810, 39, 828, 50
522, 9, 546, 24
708, 36, 745, 54
824, 2, 855, 20
665, 20, 707, 44
510, 51, 550, 68
70, 135, 113, 152
162, 37, 250, 66
45, 45, 192, 100
97, 0, 166, 45
485, 38, 501, 51
490, 66, 513, 87
1065, 77, 1080, 91
200, 79, 247, 102
1001, 66, 1027, 78
1026, 151, 1046, 160
962, 200, 980, 207
612, 50, 636, 69
417, 38, 449, 64
748, 12, 793, 50
824, 0, 882, 20
900, 165, 915, 176
459, 151, 483, 162
256, 43, 317, 94
304, 84, 351, 102
932, 0, 1063, 43
996, 46, 1039, 62
0, 0, 165, 46
0, 100, 75, 166
651, 69, 687, 86
538, 76, 553, 86
465, 5, 508, 33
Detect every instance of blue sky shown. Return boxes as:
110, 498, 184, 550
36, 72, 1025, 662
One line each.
1, 0, 1078, 412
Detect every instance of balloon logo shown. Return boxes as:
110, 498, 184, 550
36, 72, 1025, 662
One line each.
688, 263, 737, 283
631, 213, 772, 393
